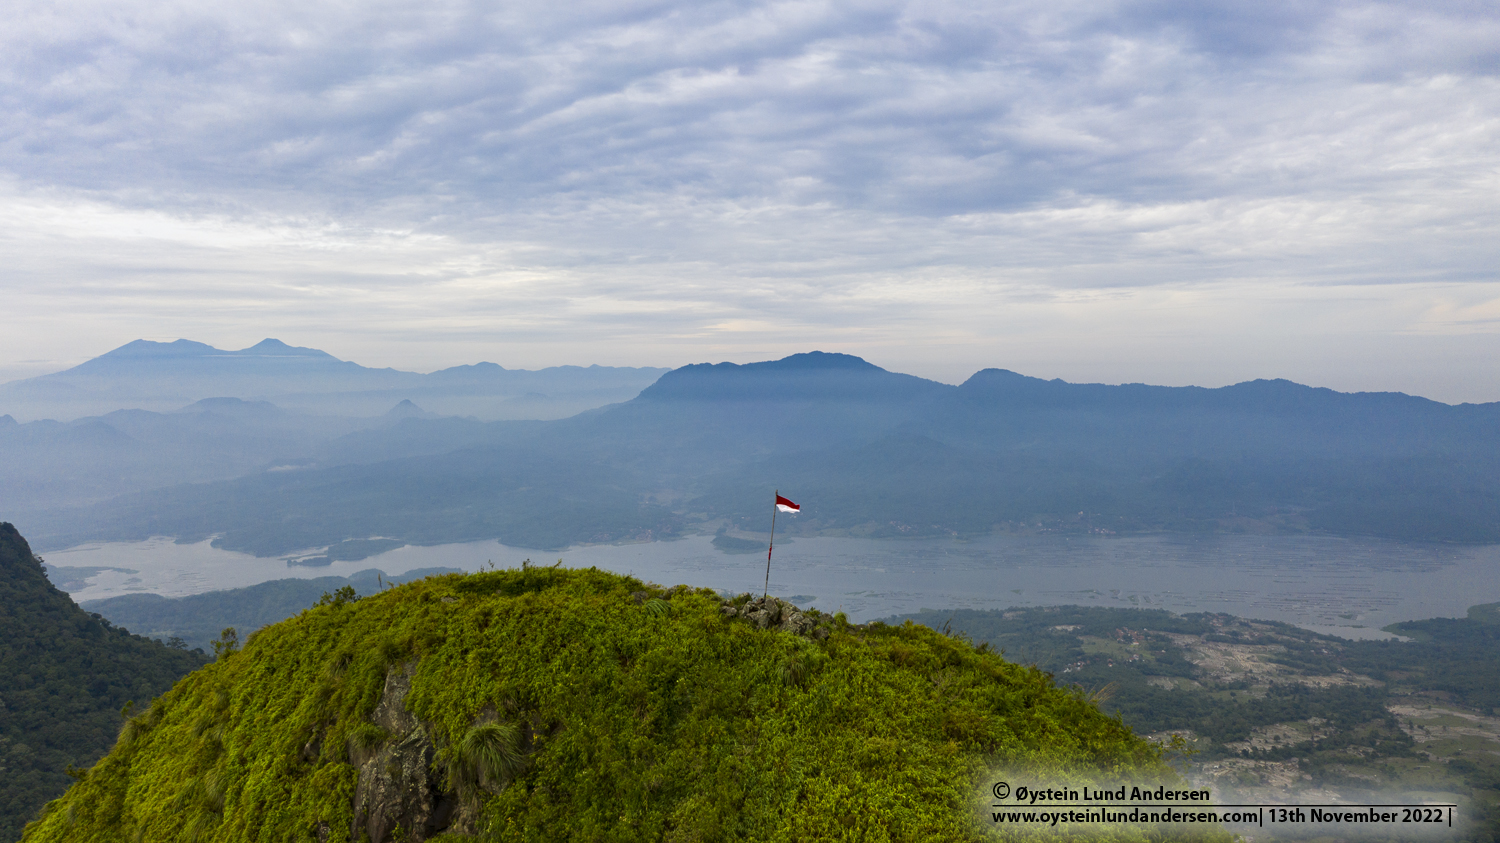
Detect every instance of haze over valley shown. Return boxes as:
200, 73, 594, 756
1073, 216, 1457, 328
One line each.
8, 340, 1500, 564
11, 338, 1500, 653
0, 339, 666, 523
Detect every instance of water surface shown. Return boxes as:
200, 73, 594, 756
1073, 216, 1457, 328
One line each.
46, 533, 1500, 638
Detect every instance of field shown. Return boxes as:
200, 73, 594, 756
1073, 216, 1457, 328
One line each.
894, 604, 1500, 840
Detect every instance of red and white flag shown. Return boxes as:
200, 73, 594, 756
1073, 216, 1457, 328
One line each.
775, 495, 800, 513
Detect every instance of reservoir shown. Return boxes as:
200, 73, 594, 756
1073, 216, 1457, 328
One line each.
43, 532, 1500, 637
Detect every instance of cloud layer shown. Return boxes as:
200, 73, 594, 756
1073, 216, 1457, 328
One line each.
1, 0, 1497, 398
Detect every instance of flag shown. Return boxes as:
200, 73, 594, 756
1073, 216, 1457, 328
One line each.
776, 495, 800, 513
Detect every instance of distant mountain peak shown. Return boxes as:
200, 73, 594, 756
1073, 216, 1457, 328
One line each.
638, 351, 946, 402
383, 399, 438, 420
177, 397, 284, 416
97, 339, 220, 359
961, 368, 1033, 385
84, 338, 337, 363
752, 351, 883, 371
240, 339, 335, 358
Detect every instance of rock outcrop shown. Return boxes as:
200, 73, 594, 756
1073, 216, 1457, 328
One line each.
349, 663, 459, 843
720, 594, 831, 640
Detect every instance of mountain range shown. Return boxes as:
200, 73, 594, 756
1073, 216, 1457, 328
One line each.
8, 346, 1500, 554
0, 338, 668, 421
0, 339, 666, 521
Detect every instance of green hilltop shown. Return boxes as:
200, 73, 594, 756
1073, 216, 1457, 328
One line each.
19, 564, 1217, 842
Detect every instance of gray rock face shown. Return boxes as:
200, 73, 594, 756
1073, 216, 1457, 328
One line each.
349, 663, 460, 843
346, 663, 541, 842
720, 595, 830, 641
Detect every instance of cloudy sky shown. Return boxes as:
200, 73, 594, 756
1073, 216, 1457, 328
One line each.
1, 0, 1497, 400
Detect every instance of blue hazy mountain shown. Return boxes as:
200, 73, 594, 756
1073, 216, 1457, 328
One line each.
0, 338, 669, 421
0, 396, 418, 520
564, 351, 953, 461
0, 339, 669, 525
637, 351, 945, 402
18, 351, 1500, 555
927, 368, 1496, 457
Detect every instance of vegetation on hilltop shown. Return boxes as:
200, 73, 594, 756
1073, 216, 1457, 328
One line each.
0, 523, 206, 843
23, 566, 1218, 842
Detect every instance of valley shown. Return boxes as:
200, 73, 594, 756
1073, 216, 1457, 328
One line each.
893, 604, 1500, 840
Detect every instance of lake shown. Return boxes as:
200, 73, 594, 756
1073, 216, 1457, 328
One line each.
44, 533, 1500, 638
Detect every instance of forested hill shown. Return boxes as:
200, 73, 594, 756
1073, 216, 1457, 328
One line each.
20, 565, 1207, 842
637, 351, 947, 403
21, 353, 1500, 556
0, 523, 206, 842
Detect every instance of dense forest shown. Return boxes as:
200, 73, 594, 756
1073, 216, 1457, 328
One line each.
1346, 603, 1500, 712
0, 523, 205, 842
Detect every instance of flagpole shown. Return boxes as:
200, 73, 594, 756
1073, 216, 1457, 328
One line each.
764, 489, 778, 599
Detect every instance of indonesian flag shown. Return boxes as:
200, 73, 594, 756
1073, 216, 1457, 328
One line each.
776, 495, 800, 513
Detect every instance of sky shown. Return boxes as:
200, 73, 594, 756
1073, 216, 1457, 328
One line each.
1, 0, 1497, 401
